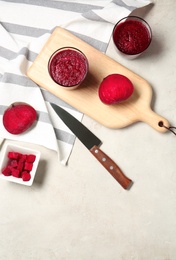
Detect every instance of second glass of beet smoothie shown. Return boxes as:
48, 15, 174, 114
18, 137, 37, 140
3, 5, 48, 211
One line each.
48, 47, 89, 89
113, 16, 152, 59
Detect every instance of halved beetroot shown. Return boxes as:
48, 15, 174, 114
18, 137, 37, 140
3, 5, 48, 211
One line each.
98, 74, 134, 105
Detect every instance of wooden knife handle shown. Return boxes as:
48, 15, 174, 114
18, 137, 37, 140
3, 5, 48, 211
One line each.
90, 145, 132, 189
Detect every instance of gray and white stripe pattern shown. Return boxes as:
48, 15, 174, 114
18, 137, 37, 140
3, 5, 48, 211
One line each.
0, 0, 152, 164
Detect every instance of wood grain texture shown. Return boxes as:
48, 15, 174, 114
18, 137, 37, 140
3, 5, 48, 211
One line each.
27, 27, 169, 133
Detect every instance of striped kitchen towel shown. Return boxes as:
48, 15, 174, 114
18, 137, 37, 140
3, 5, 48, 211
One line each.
0, 0, 153, 165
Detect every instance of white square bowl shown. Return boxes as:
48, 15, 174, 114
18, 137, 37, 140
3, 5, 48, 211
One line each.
0, 142, 41, 186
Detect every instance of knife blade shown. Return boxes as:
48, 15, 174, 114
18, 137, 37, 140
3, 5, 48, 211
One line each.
50, 103, 132, 189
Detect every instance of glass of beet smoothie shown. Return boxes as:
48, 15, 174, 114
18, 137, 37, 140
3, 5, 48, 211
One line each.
113, 16, 152, 59
48, 47, 89, 89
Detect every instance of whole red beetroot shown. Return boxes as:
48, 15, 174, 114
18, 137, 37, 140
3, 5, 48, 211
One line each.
3, 102, 37, 134
98, 74, 134, 105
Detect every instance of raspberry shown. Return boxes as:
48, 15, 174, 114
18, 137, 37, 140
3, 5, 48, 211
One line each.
26, 154, 36, 163
8, 152, 20, 159
19, 154, 27, 161
2, 166, 11, 176
22, 171, 31, 181
10, 160, 18, 168
11, 168, 20, 178
17, 159, 24, 172
24, 162, 33, 171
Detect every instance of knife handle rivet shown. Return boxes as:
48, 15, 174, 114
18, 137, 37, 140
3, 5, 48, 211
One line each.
110, 166, 114, 170
95, 149, 99, 154
102, 157, 106, 162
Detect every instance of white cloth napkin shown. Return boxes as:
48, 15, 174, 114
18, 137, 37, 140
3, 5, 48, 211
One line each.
0, 0, 153, 165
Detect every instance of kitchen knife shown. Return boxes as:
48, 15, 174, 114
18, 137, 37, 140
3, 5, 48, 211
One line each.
50, 103, 132, 189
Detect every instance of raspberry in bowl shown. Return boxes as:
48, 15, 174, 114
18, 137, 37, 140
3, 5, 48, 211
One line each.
0, 143, 41, 186
113, 16, 152, 59
48, 47, 89, 89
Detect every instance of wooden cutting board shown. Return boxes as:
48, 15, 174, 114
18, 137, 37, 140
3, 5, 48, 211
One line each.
27, 27, 169, 133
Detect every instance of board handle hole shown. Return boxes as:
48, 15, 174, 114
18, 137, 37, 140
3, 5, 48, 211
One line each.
158, 121, 176, 135
158, 121, 163, 127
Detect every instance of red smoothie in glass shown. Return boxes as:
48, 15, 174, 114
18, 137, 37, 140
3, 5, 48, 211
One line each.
49, 47, 88, 88
113, 16, 152, 56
